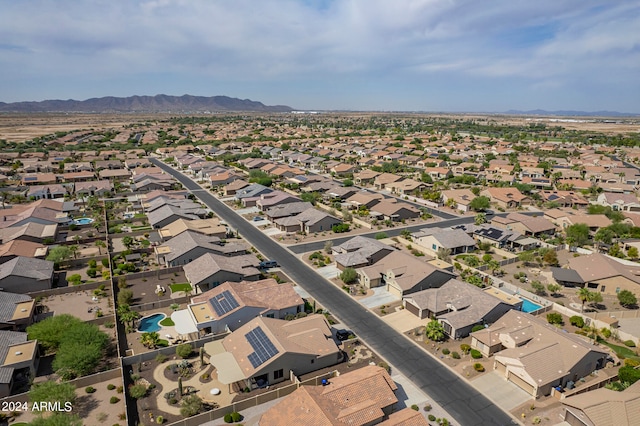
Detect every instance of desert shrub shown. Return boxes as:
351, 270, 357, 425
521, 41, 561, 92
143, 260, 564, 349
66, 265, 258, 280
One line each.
107, 384, 116, 390
428, 414, 436, 421
116, 386, 123, 393
411, 404, 419, 411
470, 349, 482, 359
224, 413, 233, 423
155, 353, 168, 363
231, 412, 242, 422
442, 348, 450, 355
88, 259, 97, 268
176, 343, 193, 358
451, 351, 460, 359
110, 396, 120, 404
473, 363, 485, 372
601, 328, 612, 338
423, 404, 432, 411
156, 415, 164, 424
378, 362, 391, 373
128, 384, 147, 399
460, 344, 471, 354
85, 386, 96, 394
624, 340, 636, 347
547, 312, 563, 325
569, 315, 584, 328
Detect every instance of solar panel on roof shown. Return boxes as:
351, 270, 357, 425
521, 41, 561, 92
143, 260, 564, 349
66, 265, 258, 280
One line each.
209, 290, 239, 316
24, 177, 37, 182
245, 326, 278, 368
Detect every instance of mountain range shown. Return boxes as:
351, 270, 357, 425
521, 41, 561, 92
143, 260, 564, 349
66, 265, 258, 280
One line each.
0, 94, 293, 113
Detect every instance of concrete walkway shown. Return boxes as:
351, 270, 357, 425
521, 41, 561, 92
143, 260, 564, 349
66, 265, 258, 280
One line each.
382, 309, 425, 333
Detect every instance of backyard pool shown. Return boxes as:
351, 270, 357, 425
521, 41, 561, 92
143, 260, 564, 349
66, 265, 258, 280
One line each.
138, 313, 166, 333
520, 297, 542, 313
73, 217, 95, 225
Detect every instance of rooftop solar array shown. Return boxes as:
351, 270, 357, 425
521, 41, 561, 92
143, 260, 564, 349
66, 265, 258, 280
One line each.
210, 290, 239, 316
246, 326, 279, 368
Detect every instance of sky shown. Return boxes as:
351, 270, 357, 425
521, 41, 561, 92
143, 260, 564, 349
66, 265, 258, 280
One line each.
1, 0, 639, 113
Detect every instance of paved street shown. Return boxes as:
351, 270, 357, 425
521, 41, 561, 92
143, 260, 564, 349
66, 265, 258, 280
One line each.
151, 158, 518, 426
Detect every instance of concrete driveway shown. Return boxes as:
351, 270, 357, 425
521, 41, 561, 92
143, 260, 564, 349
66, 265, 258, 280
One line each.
382, 309, 425, 333
471, 370, 533, 411
236, 206, 259, 215
315, 264, 340, 281
359, 287, 399, 308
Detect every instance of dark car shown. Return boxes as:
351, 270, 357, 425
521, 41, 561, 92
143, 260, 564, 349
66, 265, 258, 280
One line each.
335, 329, 353, 341
258, 260, 278, 269
252, 216, 265, 222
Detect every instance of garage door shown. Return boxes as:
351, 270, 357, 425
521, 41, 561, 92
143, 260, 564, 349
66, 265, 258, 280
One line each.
405, 301, 421, 318
496, 361, 507, 375
508, 372, 536, 396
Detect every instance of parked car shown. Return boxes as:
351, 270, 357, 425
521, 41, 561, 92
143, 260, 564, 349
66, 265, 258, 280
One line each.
258, 260, 278, 269
252, 216, 265, 222
336, 329, 353, 341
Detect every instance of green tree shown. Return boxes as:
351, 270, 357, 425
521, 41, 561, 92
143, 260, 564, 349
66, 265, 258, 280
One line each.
122, 236, 134, 249
609, 243, 624, 258
542, 249, 559, 266
375, 232, 388, 240
578, 288, 591, 311
117, 289, 134, 307
180, 394, 203, 417
518, 251, 536, 266
546, 312, 563, 325
117, 304, 140, 329
628, 246, 639, 260
29, 381, 76, 406
530, 280, 546, 296
618, 290, 638, 308
176, 343, 193, 359
474, 213, 487, 225
469, 196, 491, 212
30, 413, 83, 426
339, 268, 358, 284
566, 223, 590, 247
27, 314, 82, 352
547, 283, 562, 296
46, 245, 72, 265
342, 178, 353, 187
424, 319, 445, 342
140, 332, 161, 349
95, 239, 106, 255
594, 227, 615, 248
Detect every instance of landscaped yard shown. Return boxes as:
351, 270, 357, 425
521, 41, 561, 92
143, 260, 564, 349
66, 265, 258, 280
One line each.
170, 283, 192, 293
160, 317, 175, 327
599, 340, 640, 362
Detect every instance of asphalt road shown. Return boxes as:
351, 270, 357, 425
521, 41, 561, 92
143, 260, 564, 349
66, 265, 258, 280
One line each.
151, 158, 517, 426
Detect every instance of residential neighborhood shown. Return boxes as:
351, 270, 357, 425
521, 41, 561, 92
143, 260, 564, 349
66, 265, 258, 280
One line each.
0, 112, 639, 426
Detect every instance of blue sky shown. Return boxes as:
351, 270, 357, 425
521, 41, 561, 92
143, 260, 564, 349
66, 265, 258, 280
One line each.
1, 0, 639, 112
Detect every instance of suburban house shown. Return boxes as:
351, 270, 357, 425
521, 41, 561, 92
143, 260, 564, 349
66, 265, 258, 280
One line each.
402, 279, 517, 338
357, 251, 455, 297
234, 184, 274, 203
470, 310, 609, 398
74, 180, 113, 197
0, 240, 48, 264
0, 257, 54, 293
333, 237, 395, 270
411, 227, 476, 256
224, 179, 250, 196
0, 199, 75, 229
385, 178, 425, 196
596, 192, 640, 212
551, 252, 640, 295
158, 218, 228, 241
560, 380, 640, 426
0, 223, 57, 245
264, 202, 314, 220
172, 279, 304, 336
373, 173, 403, 190
205, 315, 341, 391
345, 192, 386, 210
26, 184, 68, 200
255, 191, 301, 211
183, 252, 261, 291
147, 205, 201, 229
481, 187, 530, 209
259, 365, 428, 426
492, 212, 556, 238
274, 208, 342, 234
0, 292, 34, 331
441, 189, 476, 213
0, 330, 39, 398
354, 170, 380, 186
369, 199, 420, 222
154, 230, 248, 267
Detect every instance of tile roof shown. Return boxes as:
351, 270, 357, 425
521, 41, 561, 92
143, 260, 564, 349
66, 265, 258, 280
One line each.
183, 252, 260, 285
0, 256, 54, 281
0, 330, 27, 384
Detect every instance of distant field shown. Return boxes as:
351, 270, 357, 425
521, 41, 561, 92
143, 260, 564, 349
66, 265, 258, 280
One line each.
0, 112, 637, 143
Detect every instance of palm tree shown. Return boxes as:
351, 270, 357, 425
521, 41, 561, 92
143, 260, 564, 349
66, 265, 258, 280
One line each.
424, 319, 445, 342
95, 240, 106, 255
578, 288, 591, 312
140, 332, 160, 349
436, 248, 452, 263
117, 304, 140, 330
69, 245, 79, 259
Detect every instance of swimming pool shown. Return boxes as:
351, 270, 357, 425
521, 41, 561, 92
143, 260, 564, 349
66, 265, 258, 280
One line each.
73, 217, 95, 225
138, 313, 166, 333
520, 297, 542, 313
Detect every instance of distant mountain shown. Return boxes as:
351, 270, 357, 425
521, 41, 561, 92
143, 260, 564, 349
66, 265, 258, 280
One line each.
503, 109, 638, 117
0, 94, 293, 113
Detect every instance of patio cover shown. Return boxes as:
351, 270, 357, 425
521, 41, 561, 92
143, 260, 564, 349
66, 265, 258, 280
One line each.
513, 237, 539, 247
205, 340, 246, 384
171, 309, 199, 335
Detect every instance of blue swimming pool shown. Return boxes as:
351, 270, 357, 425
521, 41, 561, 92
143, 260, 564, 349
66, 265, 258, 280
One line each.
138, 313, 166, 333
520, 298, 542, 313
73, 217, 95, 225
